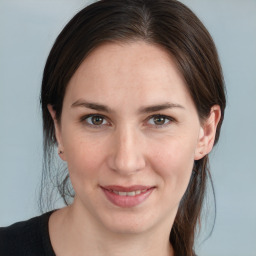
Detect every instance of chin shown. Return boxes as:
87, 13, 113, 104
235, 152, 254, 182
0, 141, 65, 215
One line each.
99, 210, 161, 235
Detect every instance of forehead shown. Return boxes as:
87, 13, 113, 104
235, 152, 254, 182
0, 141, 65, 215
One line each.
72, 41, 183, 83
64, 41, 193, 109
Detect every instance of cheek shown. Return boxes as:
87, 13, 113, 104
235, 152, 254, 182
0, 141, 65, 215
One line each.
63, 134, 106, 188
152, 136, 196, 195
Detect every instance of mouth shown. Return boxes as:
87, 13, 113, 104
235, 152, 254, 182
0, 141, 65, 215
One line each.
100, 185, 155, 208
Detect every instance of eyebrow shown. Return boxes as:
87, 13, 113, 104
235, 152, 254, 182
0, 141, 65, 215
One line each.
71, 99, 185, 113
138, 103, 185, 113
71, 100, 112, 113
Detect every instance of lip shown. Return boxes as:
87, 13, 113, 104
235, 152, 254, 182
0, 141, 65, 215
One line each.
100, 185, 155, 208
102, 185, 152, 192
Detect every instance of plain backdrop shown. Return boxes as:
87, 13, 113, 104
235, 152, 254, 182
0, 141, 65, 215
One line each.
0, 1, 256, 255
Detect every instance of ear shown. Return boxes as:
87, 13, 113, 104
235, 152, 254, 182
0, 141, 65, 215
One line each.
47, 104, 66, 161
194, 105, 221, 160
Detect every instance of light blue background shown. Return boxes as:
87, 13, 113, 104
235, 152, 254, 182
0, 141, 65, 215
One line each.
0, 1, 255, 255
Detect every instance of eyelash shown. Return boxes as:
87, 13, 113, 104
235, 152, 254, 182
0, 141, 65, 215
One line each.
80, 114, 175, 129
146, 114, 175, 128
80, 114, 110, 128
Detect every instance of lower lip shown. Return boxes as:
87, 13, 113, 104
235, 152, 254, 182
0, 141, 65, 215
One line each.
101, 188, 154, 208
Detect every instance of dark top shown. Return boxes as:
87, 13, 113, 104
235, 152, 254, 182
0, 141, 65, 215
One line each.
0, 211, 56, 256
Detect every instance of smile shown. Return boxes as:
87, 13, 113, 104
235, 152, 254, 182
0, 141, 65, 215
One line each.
100, 185, 155, 208
111, 189, 148, 196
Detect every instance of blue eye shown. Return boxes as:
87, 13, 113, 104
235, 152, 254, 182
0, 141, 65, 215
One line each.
147, 115, 172, 126
83, 115, 108, 126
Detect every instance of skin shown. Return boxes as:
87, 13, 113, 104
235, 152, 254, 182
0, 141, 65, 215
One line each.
48, 41, 221, 256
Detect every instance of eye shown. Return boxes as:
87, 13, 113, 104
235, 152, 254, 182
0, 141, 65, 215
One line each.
147, 115, 173, 127
82, 114, 109, 127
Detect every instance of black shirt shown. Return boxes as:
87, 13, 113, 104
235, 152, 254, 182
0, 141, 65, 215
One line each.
0, 211, 56, 256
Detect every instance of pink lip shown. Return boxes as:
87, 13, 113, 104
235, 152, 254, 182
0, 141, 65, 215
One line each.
102, 185, 152, 192
100, 185, 155, 208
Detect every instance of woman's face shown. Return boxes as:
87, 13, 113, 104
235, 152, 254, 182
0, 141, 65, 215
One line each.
51, 42, 210, 235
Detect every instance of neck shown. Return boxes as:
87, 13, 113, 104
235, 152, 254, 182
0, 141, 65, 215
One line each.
49, 204, 175, 256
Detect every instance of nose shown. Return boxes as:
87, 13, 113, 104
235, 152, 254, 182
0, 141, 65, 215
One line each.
107, 126, 146, 175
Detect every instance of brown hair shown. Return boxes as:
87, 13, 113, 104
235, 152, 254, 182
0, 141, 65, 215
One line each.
40, 0, 226, 255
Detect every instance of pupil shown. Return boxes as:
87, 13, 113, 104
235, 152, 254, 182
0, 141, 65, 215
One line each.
154, 116, 165, 125
92, 116, 103, 125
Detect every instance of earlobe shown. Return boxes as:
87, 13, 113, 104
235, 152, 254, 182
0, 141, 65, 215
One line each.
47, 104, 66, 161
194, 105, 221, 160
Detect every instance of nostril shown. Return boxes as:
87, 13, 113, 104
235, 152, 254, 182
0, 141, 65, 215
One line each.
110, 150, 146, 174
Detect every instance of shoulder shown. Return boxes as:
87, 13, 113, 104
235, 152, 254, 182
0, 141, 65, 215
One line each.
0, 211, 55, 256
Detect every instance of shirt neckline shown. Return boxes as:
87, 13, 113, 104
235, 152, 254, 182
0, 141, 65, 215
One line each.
39, 210, 56, 256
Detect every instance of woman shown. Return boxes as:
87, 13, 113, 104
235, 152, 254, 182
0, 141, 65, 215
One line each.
0, 0, 226, 255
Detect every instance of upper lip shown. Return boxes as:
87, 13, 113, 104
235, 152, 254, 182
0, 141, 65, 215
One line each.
101, 185, 155, 192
